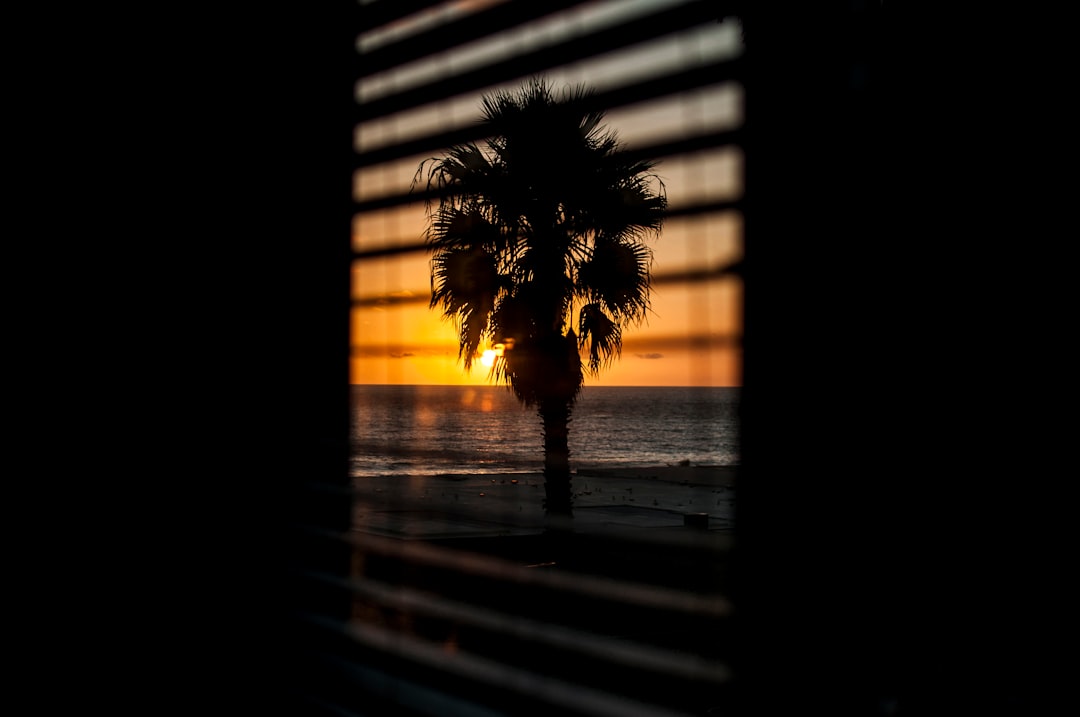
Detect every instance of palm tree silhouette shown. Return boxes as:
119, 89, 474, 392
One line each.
418, 79, 666, 520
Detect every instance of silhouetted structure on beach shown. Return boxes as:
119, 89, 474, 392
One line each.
419, 79, 667, 519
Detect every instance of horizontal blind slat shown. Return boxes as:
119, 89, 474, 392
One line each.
305, 614, 710, 717
356, 0, 728, 122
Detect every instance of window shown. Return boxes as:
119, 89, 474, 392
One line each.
332, 2, 744, 715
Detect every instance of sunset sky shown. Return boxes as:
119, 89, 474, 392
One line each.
351, 1, 743, 387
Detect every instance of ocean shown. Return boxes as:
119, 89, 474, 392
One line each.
350, 384, 740, 478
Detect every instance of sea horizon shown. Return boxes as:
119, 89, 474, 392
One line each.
350, 384, 740, 478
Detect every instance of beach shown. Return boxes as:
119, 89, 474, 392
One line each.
348, 463, 738, 714
352, 463, 736, 541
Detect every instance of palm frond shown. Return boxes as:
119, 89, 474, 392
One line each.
456, 305, 490, 371
426, 207, 502, 252
577, 241, 653, 324
430, 246, 503, 369
578, 303, 622, 375
489, 294, 534, 346
430, 245, 498, 308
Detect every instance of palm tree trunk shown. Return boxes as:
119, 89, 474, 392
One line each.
539, 398, 572, 518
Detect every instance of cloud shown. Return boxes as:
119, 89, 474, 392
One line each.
636, 353, 664, 360
389, 352, 415, 359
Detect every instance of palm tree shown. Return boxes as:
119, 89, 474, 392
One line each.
418, 79, 666, 520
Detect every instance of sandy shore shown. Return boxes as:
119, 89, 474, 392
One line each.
573, 463, 736, 486
351, 464, 737, 539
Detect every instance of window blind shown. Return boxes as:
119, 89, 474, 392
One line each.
297, 3, 749, 716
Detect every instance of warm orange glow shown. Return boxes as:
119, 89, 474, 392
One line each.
351, 83, 743, 387
348, 276, 743, 386
349, 222, 743, 386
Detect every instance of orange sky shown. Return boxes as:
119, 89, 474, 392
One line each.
352, 7, 743, 387
350, 200, 743, 386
